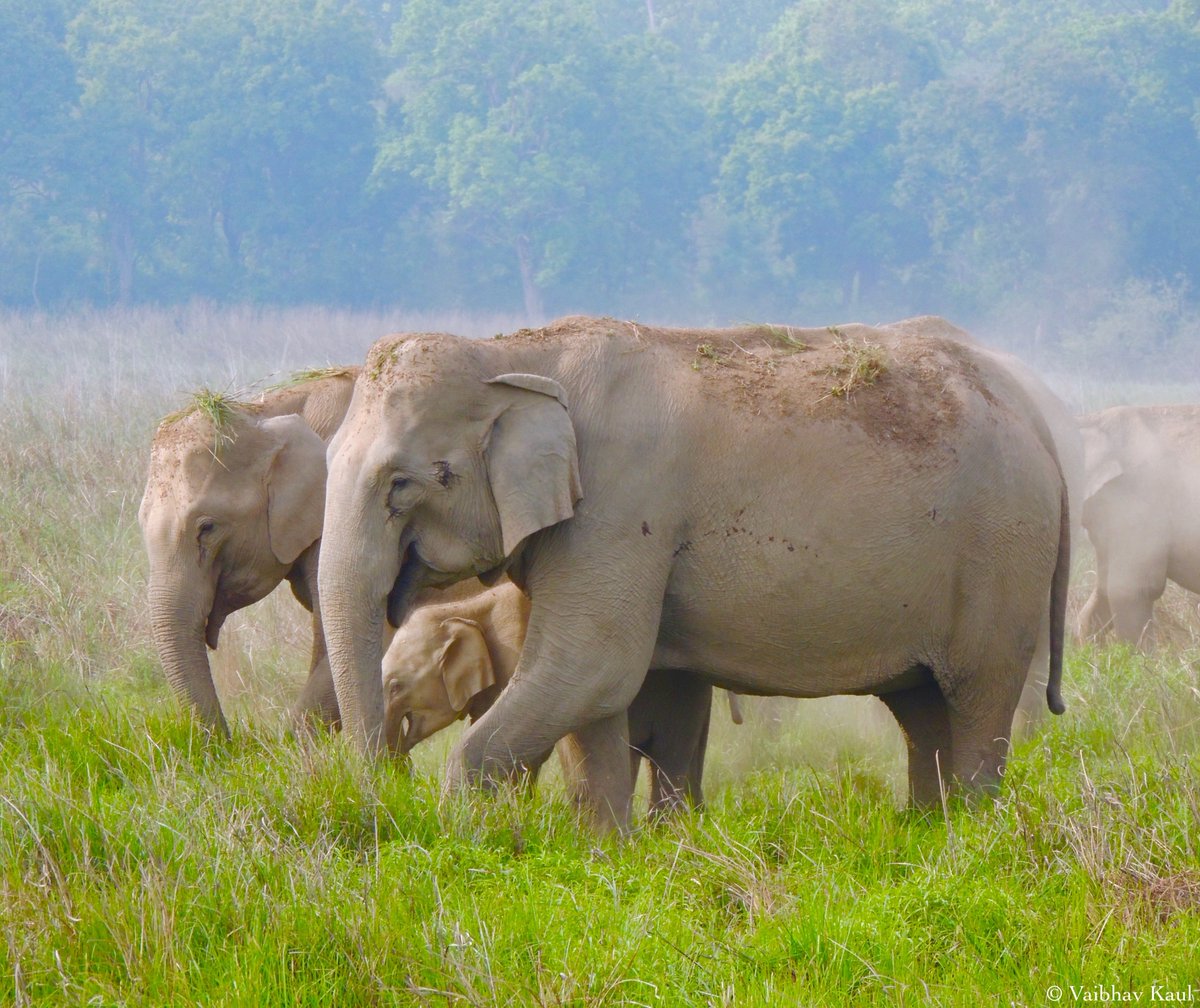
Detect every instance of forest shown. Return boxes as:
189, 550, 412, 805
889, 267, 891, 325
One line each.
3, 0, 1199, 367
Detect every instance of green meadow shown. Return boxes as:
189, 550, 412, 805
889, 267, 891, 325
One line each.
2, 309, 1198, 1006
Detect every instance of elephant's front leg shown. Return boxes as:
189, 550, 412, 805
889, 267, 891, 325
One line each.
444, 555, 669, 834
1104, 540, 1167, 647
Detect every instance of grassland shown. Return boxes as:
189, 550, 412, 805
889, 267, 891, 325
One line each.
2, 308, 1199, 1006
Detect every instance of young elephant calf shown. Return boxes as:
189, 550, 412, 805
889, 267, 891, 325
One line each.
382, 582, 740, 812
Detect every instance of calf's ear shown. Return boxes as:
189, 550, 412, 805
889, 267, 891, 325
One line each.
437, 618, 495, 713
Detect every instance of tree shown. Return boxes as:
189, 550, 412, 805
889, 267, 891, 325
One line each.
897, 0, 1200, 333
162, 0, 381, 302
0, 0, 88, 305
705, 0, 937, 318
377, 0, 705, 318
65, 0, 379, 304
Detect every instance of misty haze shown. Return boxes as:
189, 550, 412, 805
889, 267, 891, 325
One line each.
2, 0, 1198, 1004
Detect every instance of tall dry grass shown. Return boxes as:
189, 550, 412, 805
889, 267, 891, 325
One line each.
0, 305, 522, 719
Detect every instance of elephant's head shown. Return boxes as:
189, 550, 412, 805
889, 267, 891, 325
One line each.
319, 333, 582, 754
139, 401, 327, 734
382, 611, 496, 755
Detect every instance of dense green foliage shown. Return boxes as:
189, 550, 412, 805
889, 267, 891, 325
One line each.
3, 0, 1199, 356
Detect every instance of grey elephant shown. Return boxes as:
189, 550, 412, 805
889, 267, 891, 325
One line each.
319, 315, 1070, 831
137, 363, 714, 788
138, 368, 358, 735
880, 316, 1084, 734
383, 581, 741, 811
1077, 404, 1200, 645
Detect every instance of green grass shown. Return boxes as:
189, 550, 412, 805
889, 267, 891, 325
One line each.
2, 308, 1200, 1005
2, 652, 1197, 1005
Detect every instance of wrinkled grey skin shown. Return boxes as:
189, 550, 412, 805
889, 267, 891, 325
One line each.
882, 317, 1085, 735
138, 370, 357, 735
383, 582, 730, 812
1077, 404, 1200, 646
320, 315, 1069, 832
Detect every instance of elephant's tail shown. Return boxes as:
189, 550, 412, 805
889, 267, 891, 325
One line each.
1047, 480, 1070, 715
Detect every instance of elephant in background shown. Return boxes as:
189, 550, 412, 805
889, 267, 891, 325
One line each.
1077, 404, 1200, 645
319, 314, 1070, 831
383, 581, 743, 812
138, 368, 358, 735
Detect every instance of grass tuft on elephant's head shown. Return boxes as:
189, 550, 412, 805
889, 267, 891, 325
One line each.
159, 388, 246, 457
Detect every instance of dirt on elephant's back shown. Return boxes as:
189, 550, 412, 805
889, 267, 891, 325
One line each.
490, 314, 1000, 452
675, 322, 975, 452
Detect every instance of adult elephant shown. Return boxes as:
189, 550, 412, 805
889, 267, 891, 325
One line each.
1077, 404, 1200, 645
138, 368, 357, 736
320, 316, 1070, 831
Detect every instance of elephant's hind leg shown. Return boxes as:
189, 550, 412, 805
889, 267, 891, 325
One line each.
881, 674, 953, 808
633, 671, 712, 816
556, 713, 635, 833
938, 659, 1027, 799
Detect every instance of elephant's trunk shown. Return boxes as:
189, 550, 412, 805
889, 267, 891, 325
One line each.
318, 503, 393, 758
148, 573, 230, 736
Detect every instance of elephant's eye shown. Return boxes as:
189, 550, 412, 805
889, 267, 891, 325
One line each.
387, 476, 419, 517
197, 519, 216, 538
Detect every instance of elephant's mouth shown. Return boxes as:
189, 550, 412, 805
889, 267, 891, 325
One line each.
386, 539, 427, 629
384, 703, 420, 756
206, 568, 273, 648
204, 610, 227, 649
398, 713, 418, 754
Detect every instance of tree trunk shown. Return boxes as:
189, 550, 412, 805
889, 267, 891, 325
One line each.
515, 234, 544, 321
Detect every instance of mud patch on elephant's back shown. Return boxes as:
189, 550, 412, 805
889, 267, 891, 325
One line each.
363, 317, 987, 452
686, 332, 974, 452
816, 342, 969, 452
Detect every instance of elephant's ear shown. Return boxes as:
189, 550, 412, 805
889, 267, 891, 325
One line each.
437, 617, 495, 713
1080, 425, 1123, 501
483, 373, 583, 556
262, 414, 328, 565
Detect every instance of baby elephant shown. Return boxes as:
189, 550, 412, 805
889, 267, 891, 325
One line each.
383, 582, 738, 812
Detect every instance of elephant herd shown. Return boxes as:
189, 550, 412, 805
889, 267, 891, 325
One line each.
137, 314, 1179, 832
